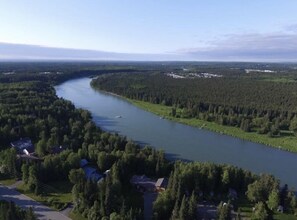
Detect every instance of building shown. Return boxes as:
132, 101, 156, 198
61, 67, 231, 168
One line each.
80, 159, 103, 182
228, 188, 238, 200
11, 138, 34, 155
50, 145, 66, 154
130, 175, 156, 192
17, 154, 43, 163
155, 178, 168, 191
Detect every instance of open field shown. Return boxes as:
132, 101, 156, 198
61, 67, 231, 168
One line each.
17, 180, 73, 211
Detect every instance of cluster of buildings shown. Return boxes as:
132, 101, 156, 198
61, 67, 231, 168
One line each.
11, 138, 166, 192
165, 72, 222, 79
245, 69, 276, 73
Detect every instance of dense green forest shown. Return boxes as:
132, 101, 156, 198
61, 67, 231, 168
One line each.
0, 78, 169, 218
0, 200, 36, 220
92, 73, 297, 150
0, 62, 297, 219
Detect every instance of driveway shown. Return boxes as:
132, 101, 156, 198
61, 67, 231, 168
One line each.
0, 184, 71, 220
143, 192, 158, 220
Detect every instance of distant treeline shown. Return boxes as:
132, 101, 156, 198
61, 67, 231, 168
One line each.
92, 73, 297, 136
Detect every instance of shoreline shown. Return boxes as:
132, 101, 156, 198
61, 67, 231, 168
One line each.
90, 84, 297, 153
128, 99, 297, 153
90, 78, 297, 153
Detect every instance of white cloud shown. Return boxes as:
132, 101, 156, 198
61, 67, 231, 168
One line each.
1, 24, 297, 62
0, 42, 180, 61
176, 26, 297, 62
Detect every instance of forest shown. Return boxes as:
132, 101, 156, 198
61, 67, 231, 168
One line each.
92, 73, 297, 151
0, 62, 296, 219
0, 200, 36, 220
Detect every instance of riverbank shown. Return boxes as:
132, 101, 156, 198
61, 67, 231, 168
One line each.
126, 98, 297, 153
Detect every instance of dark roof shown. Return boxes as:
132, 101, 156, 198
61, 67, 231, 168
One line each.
80, 159, 103, 182
130, 175, 156, 191
155, 178, 168, 188
80, 159, 89, 168
50, 146, 65, 154
83, 166, 103, 182
17, 154, 43, 161
11, 138, 34, 154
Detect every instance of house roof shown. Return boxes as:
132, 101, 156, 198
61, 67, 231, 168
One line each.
83, 166, 103, 182
50, 146, 65, 154
130, 175, 156, 191
155, 178, 168, 188
11, 138, 34, 154
17, 154, 43, 161
80, 159, 89, 168
130, 175, 151, 184
80, 159, 103, 182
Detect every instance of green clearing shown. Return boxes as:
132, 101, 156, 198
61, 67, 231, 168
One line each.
128, 99, 297, 153
0, 178, 16, 186
237, 197, 297, 219
274, 213, 297, 220
17, 180, 73, 211
69, 211, 88, 220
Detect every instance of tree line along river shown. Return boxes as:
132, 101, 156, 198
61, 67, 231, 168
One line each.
55, 77, 297, 189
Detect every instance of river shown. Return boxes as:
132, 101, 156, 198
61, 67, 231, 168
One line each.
55, 77, 297, 189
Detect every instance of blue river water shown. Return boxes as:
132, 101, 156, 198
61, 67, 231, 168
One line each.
55, 78, 297, 189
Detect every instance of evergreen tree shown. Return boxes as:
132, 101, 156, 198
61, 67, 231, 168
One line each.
179, 195, 188, 220
267, 190, 279, 211
285, 191, 297, 213
171, 199, 180, 220
25, 207, 37, 220
188, 191, 197, 220
28, 165, 39, 195
217, 202, 232, 220
36, 138, 47, 156
88, 201, 101, 220
251, 202, 269, 220
21, 163, 29, 184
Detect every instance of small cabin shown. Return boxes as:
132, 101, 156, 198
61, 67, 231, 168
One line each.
11, 138, 34, 155
130, 175, 156, 192
80, 159, 103, 182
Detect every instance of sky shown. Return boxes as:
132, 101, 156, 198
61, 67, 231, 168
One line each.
0, 0, 297, 61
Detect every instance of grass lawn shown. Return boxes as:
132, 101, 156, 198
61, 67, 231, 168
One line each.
0, 178, 16, 186
273, 213, 297, 220
237, 197, 297, 219
69, 211, 87, 220
128, 99, 297, 153
17, 180, 73, 211
237, 196, 253, 218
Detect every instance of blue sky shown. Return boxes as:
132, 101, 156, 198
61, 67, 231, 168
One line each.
0, 0, 297, 61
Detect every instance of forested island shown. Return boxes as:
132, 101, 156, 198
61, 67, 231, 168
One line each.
0, 62, 297, 220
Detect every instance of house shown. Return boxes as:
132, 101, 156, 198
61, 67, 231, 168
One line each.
155, 178, 168, 191
82, 166, 103, 182
80, 159, 89, 167
50, 145, 66, 154
11, 138, 34, 155
228, 188, 238, 200
130, 175, 156, 192
277, 205, 284, 213
80, 159, 103, 182
17, 154, 43, 163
